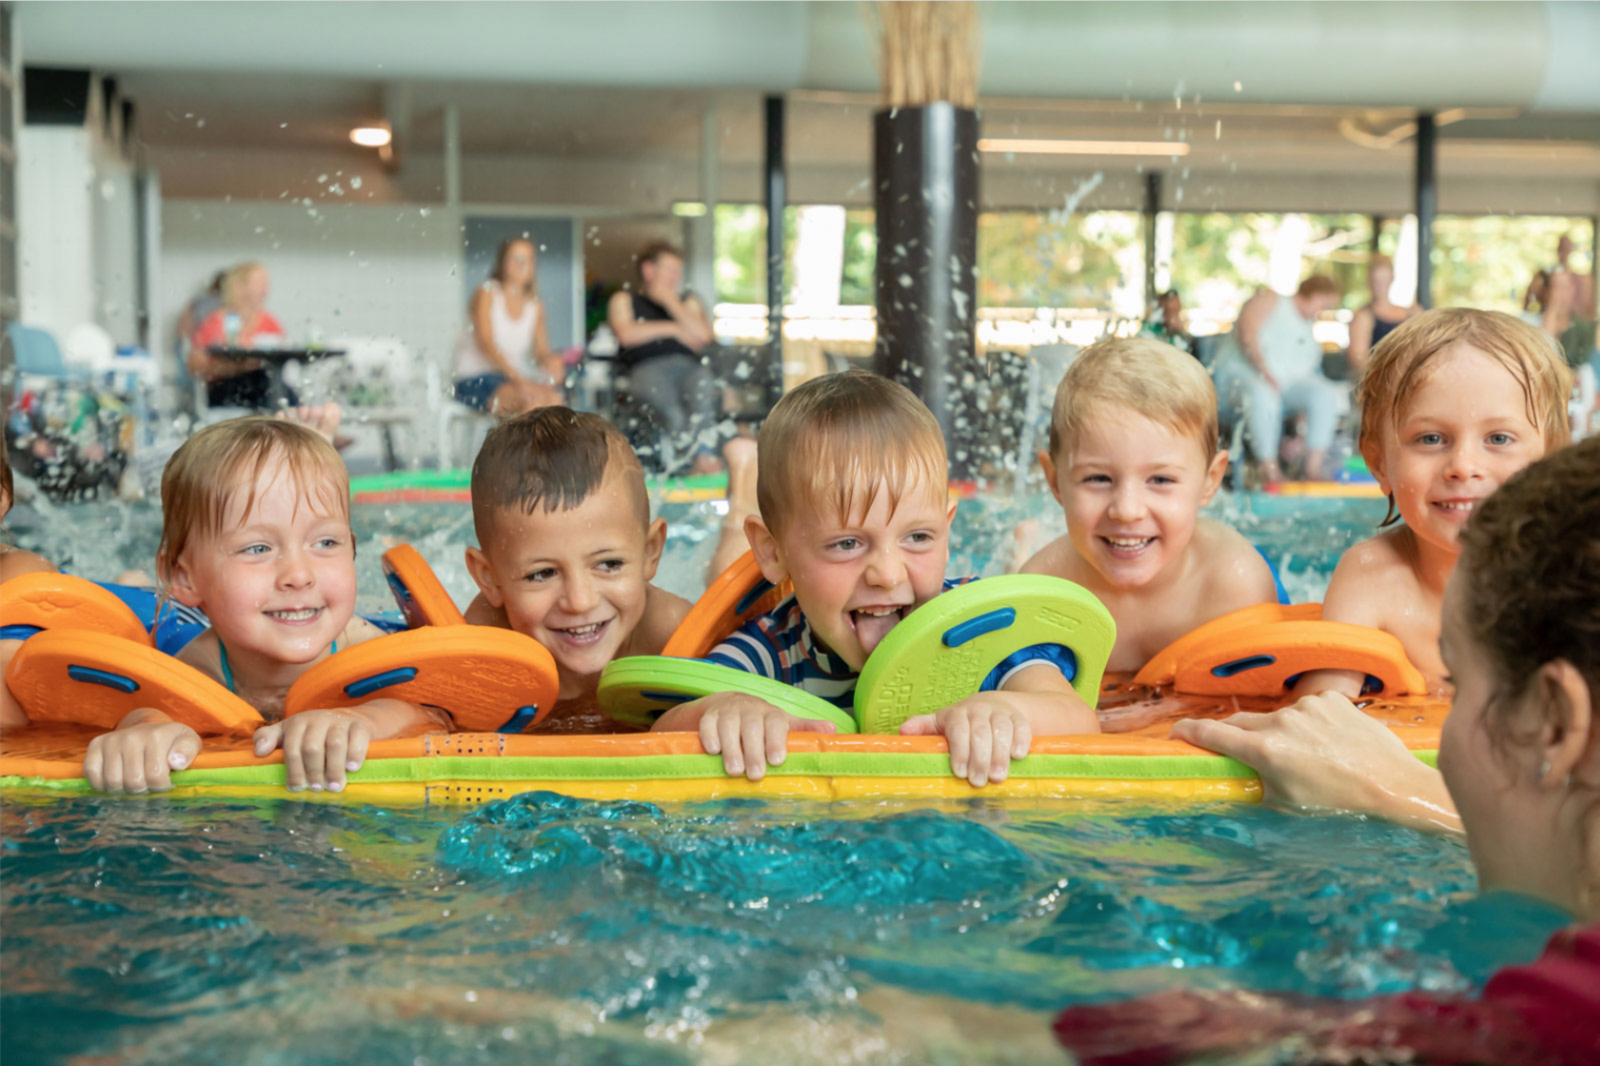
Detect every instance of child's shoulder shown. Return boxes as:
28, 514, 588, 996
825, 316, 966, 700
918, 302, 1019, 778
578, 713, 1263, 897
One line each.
175, 629, 224, 683
0, 545, 57, 584
1322, 528, 1423, 625
626, 583, 694, 657
1191, 518, 1277, 592
340, 615, 392, 647
1334, 528, 1417, 580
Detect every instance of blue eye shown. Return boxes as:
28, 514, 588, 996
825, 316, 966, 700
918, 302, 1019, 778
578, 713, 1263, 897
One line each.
1416, 432, 1444, 446
830, 538, 861, 552
1487, 432, 1514, 446
242, 544, 271, 556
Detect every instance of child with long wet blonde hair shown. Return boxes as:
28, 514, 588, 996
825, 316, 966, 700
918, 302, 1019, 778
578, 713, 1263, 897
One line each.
85, 418, 447, 794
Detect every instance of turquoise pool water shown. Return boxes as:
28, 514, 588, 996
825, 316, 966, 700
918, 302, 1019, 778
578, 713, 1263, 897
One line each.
0, 793, 1567, 1065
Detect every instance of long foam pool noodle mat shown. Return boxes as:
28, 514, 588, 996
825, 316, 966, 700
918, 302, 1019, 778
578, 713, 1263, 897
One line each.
0, 711, 1446, 803
1, 573, 154, 646
854, 575, 1117, 734
5, 630, 264, 735
597, 656, 858, 732
283, 626, 560, 734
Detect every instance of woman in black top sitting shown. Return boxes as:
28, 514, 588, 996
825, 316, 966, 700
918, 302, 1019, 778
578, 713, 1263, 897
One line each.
606, 241, 723, 475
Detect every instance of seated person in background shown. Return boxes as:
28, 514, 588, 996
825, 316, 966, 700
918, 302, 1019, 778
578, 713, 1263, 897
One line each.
1138, 288, 1195, 357
607, 241, 724, 476
463, 409, 691, 727
85, 418, 449, 794
1290, 308, 1571, 700
1211, 274, 1345, 483
188, 261, 290, 411
1, 448, 59, 731
451, 237, 566, 417
1345, 253, 1415, 375
1022, 337, 1279, 673
651, 370, 1100, 785
1079, 440, 1600, 1066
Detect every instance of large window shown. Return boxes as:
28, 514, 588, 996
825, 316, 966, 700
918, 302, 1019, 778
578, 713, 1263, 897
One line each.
711, 204, 876, 307
1432, 216, 1594, 313
976, 211, 1142, 315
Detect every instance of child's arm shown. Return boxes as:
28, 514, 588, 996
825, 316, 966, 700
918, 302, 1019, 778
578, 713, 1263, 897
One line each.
653, 692, 837, 781
1292, 542, 1388, 699
83, 708, 203, 794
252, 700, 451, 793
900, 664, 1100, 787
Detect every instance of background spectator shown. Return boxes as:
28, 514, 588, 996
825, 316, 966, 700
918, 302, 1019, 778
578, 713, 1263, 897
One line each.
451, 238, 566, 416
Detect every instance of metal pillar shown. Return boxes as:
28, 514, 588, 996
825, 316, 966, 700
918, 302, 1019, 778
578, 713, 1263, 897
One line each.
763, 94, 786, 407
442, 104, 462, 208
1414, 113, 1436, 309
1370, 214, 1385, 251
686, 108, 719, 310
872, 102, 980, 476
1142, 172, 1162, 317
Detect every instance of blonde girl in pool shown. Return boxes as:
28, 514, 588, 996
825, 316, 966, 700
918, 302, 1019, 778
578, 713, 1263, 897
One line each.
1066, 438, 1600, 1066
84, 419, 448, 795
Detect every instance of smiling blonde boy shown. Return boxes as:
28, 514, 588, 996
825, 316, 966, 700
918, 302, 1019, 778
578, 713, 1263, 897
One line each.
1021, 337, 1279, 673
464, 409, 691, 719
652, 369, 1100, 785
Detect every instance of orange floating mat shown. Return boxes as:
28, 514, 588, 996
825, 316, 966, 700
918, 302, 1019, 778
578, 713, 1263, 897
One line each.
661, 550, 791, 659
381, 544, 466, 628
283, 626, 561, 734
5, 629, 264, 735
1135, 603, 1427, 698
1134, 603, 1320, 687
0, 572, 153, 646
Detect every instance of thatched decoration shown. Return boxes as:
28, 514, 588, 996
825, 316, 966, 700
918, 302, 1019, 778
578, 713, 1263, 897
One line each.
869, 1, 980, 109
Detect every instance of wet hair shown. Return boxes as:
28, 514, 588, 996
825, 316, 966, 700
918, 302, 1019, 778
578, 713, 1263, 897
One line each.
489, 237, 537, 297
633, 240, 684, 288
757, 369, 946, 536
0, 445, 11, 515
1050, 336, 1218, 464
1357, 307, 1572, 526
1458, 436, 1600, 751
158, 417, 348, 584
1296, 274, 1341, 300
470, 408, 649, 543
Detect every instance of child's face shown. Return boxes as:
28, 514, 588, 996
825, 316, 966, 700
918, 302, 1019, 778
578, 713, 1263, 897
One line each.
467, 468, 665, 684
750, 471, 956, 672
1045, 407, 1227, 590
170, 464, 356, 665
1368, 344, 1546, 556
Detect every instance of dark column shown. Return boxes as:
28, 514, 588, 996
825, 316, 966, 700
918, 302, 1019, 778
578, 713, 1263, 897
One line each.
872, 102, 980, 476
763, 94, 786, 408
1414, 113, 1437, 309
1370, 214, 1385, 251
1142, 172, 1163, 316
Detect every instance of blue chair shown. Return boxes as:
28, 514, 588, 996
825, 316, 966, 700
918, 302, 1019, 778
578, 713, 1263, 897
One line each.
5, 324, 74, 380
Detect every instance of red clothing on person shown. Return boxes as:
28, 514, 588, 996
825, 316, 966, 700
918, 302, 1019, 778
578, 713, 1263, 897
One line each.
1053, 924, 1600, 1066
191, 309, 285, 350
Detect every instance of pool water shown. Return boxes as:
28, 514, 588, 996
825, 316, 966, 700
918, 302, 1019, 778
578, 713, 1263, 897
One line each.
0, 793, 1567, 1065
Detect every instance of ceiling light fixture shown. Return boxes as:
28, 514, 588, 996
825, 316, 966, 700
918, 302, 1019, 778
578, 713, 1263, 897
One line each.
349, 125, 392, 148
978, 137, 1191, 157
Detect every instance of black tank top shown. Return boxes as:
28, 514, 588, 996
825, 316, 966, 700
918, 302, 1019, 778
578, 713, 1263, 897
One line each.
618, 293, 696, 370
1370, 308, 1405, 348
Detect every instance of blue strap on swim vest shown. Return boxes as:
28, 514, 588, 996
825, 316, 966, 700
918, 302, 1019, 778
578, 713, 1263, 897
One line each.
1253, 545, 1291, 606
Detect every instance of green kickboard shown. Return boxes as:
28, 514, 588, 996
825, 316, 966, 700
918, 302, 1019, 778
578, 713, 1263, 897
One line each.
596, 657, 859, 733
854, 574, 1116, 734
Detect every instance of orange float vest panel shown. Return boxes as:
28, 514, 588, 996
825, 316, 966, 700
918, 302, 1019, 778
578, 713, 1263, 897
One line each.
662, 550, 791, 659
5, 629, 263, 735
1134, 603, 1321, 688
283, 626, 560, 734
1, 573, 153, 646
381, 545, 466, 628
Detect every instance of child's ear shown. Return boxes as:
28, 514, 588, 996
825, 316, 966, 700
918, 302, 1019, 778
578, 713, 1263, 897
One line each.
164, 554, 204, 609
1360, 437, 1392, 497
641, 518, 667, 581
1200, 448, 1230, 506
464, 546, 504, 608
1038, 450, 1065, 506
745, 514, 787, 585
946, 496, 959, 525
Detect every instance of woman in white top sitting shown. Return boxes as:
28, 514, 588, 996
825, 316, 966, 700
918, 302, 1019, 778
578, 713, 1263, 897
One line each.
452, 238, 566, 415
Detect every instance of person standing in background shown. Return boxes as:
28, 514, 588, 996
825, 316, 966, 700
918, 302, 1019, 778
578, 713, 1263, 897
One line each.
1140, 288, 1195, 357
608, 241, 723, 475
1346, 253, 1415, 375
452, 238, 566, 417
